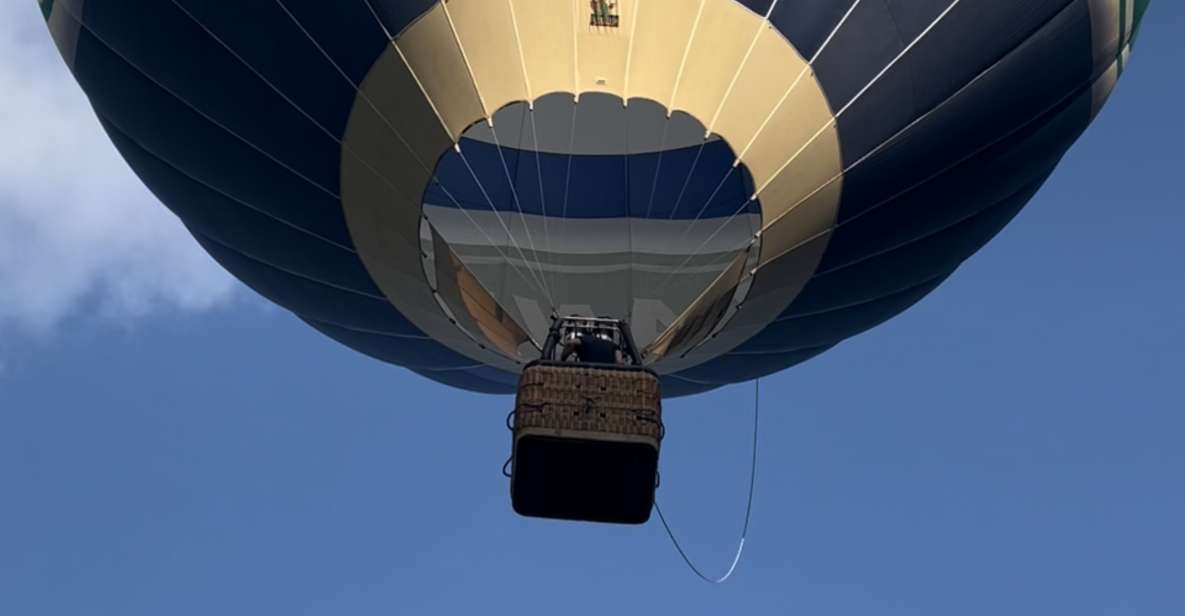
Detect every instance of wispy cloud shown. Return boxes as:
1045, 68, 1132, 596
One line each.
0, 4, 236, 335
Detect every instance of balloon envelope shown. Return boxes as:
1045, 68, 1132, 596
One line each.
41, 0, 1149, 395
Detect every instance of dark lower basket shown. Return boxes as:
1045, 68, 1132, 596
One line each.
512, 435, 658, 524
510, 361, 662, 525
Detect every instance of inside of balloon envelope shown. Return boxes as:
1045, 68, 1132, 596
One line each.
420, 93, 762, 362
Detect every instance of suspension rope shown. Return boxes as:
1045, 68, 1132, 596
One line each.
526, 105, 556, 298
649, 195, 755, 300
558, 95, 580, 293
654, 0, 865, 285
359, 0, 555, 306
650, 0, 864, 284
652, 0, 966, 300
662, 0, 778, 235
454, 145, 557, 307
624, 102, 637, 317
655, 379, 760, 584
488, 116, 557, 307
666, 140, 710, 220
271, 0, 553, 309
655, 163, 740, 260
642, 117, 672, 219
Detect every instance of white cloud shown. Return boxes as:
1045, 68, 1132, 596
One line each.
0, 4, 237, 335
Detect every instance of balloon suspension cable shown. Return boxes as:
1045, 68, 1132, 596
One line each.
655, 378, 760, 584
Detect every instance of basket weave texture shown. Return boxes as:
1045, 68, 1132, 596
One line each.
514, 363, 662, 441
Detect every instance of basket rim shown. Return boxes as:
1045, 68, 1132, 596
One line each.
522, 359, 660, 379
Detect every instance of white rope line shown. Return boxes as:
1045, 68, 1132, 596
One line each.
655, 0, 861, 290
505, 0, 557, 300
654, 0, 965, 297
453, 144, 557, 306
656, 379, 760, 584
271, 0, 551, 340
289, 0, 551, 307
656, 159, 740, 260
62, 0, 352, 254
176, 0, 452, 243
506, 0, 534, 103
77, 0, 542, 356
353, 0, 556, 305
642, 118, 672, 219
650, 198, 756, 299
487, 118, 558, 308
754, 78, 1089, 279
557, 95, 580, 305
622, 0, 642, 102
662, 0, 1084, 305
736, 0, 865, 162
62, 0, 455, 281
706, 0, 783, 136
623, 98, 637, 311
665, 141, 709, 221
634, 0, 712, 226
754, 0, 965, 199
527, 106, 557, 302
571, 0, 580, 97
664, 0, 767, 226
432, 0, 556, 304
668, 0, 709, 112
497, 0, 561, 305
51, 0, 339, 205
753, 0, 1083, 255
439, 0, 490, 118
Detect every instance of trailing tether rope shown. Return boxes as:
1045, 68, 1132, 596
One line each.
654, 378, 760, 584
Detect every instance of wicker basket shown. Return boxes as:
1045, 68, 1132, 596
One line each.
515, 363, 662, 442
510, 361, 663, 524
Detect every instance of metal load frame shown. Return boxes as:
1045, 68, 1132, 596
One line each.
539, 315, 645, 366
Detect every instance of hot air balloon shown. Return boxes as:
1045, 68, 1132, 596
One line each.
38, 0, 1147, 393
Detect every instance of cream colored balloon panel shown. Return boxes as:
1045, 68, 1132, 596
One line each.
341, 0, 844, 373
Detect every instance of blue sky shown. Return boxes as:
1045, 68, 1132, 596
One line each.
2, 4, 1183, 615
